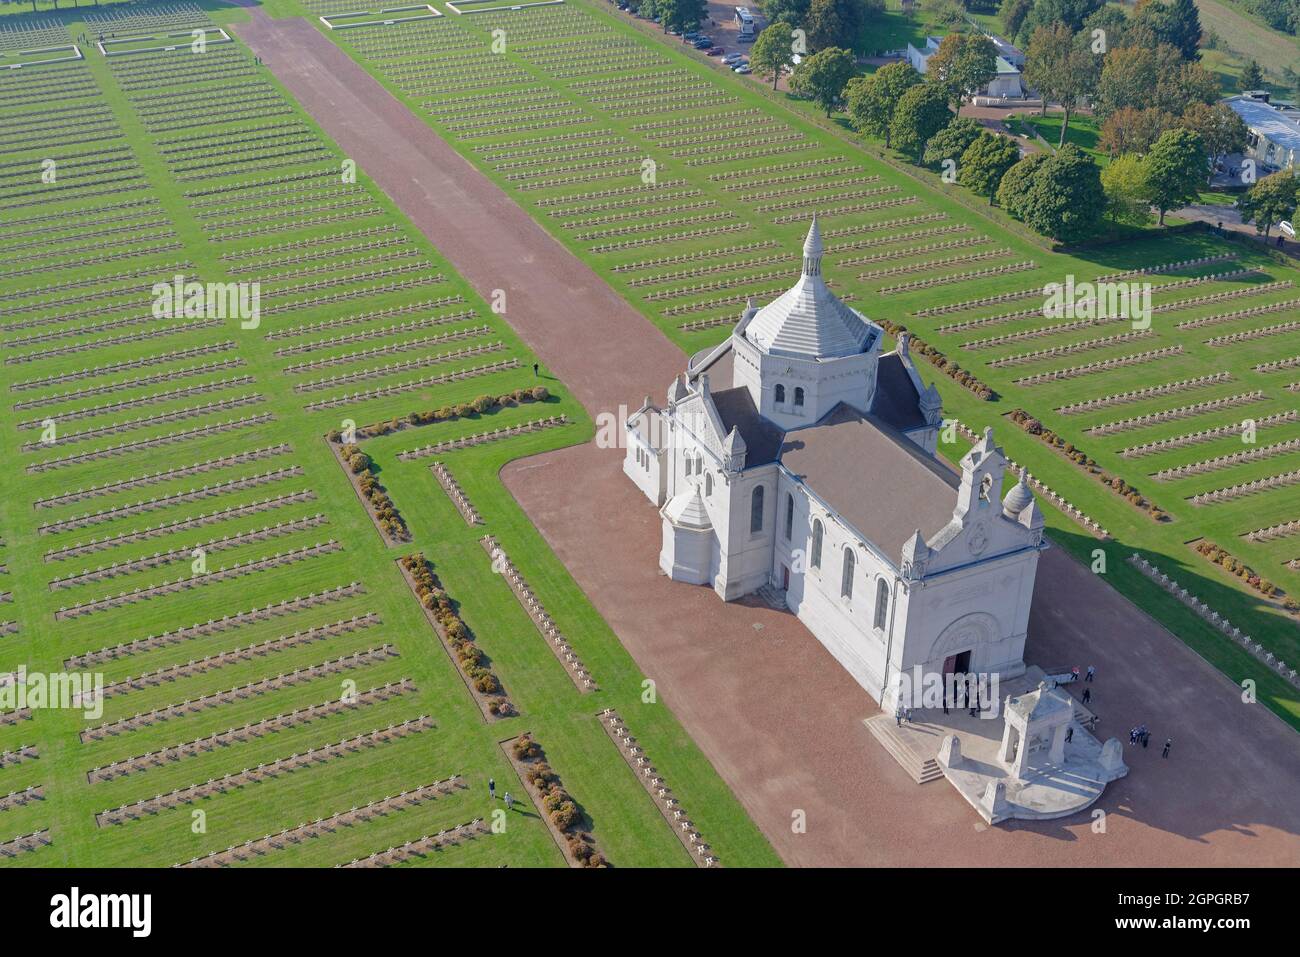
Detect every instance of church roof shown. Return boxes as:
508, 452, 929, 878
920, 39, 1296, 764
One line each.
743, 219, 876, 360
780, 403, 958, 551
710, 386, 786, 466
663, 485, 712, 529
871, 353, 928, 432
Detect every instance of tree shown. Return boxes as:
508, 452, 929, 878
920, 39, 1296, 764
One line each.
919, 0, 965, 30
1000, 0, 1033, 41
889, 82, 953, 161
1099, 105, 1175, 156
1133, 0, 1202, 60
922, 116, 983, 169
805, 0, 875, 50
1082, 6, 1129, 54
1239, 172, 1300, 238
925, 32, 997, 108
1023, 24, 1100, 145
997, 152, 1048, 218
1239, 59, 1264, 90
1179, 101, 1248, 181
761, 0, 812, 27
960, 131, 1021, 202
789, 46, 857, 115
1006, 144, 1105, 242
845, 59, 921, 146
1019, 0, 1105, 44
1101, 153, 1154, 225
1141, 127, 1205, 224
751, 21, 797, 89
1154, 58, 1219, 115
658, 0, 707, 32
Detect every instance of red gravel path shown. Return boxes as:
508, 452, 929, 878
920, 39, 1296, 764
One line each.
237, 10, 1300, 866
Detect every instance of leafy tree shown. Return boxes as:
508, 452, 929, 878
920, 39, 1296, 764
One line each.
845, 59, 922, 146
752, 20, 797, 89
889, 82, 953, 161
999, 0, 1034, 41
996, 152, 1049, 218
1007, 144, 1105, 242
1099, 105, 1176, 156
922, 116, 983, 168
919, 0, 965, 30
658, 0, 707, 33
789, 46, 857, 115
1239, 171, 1300, 238
805, 0, 877, 50
1141, 127, 1205, 224
1101, 153, 1154, 225
1133, 0, 1202, 60
1179, 101, 1248, 180
1019, 0, 1105, 44
1023, 24, 1100, 145
959, 131, 1021, 202
925, 32, 997, 108
1239, 59, 1264, 90
1154, 58, 1220, 115
1082, 5, 1129, 54
761, 0, 812, 27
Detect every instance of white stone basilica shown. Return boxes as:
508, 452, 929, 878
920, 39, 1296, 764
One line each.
623, 219, 1047, 709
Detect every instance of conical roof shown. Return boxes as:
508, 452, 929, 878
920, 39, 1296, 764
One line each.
744, 218, 874, 360
663, 485, 712, 529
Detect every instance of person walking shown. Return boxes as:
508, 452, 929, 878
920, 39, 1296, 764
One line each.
1085, 665, 1095, 682
488, 778, 496, 800
532, 362, 539, 376
504, 792, 515, 811
1081, 687, 1091, 706
1129, 727, 1138, 745
895, 702, 903, 727
1065, 726, 1073, 744
1162, 738, 1172, 759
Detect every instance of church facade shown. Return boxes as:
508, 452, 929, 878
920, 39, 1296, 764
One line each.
623, 219, 1047, 709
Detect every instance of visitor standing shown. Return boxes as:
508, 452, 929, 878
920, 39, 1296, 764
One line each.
488, 778, 495, 800
504, 792, 515, 811
1162, 738, 1172, 759
1086, 665, 1095, 682
1081, 687, 1091, 706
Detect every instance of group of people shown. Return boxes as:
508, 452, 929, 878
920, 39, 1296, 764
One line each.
487, 778, 516, 811
1129, 725, 1173, 758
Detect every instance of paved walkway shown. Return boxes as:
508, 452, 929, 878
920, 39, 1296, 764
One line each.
238, 9, 1300, 866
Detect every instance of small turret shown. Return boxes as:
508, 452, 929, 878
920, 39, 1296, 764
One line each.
722, 425, 747, 473
1002, 470, 1035, 519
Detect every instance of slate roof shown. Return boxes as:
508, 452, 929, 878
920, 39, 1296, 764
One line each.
870, 353, 927, 432
779, 403, 957, 551
710, 386, 785, 466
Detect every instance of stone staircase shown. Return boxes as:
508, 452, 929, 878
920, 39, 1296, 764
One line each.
864, 714, 944, 784
755, 583, 788, 611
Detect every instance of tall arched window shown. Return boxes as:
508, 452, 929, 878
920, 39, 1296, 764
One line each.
704, 472, 712, 496
750, 485, 764, 534
775, 384, 786, 404
794, 387, 805, 407
874, 579, 889, 631
784, 492, 794, 540
811, 520, 823, 569
841, 547, 855, 599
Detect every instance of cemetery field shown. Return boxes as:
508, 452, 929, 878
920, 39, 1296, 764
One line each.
297, 0, 1300, 727
0, 2, 778, 867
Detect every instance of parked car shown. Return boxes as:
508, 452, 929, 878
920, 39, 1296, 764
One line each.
683, 31, 701, 41
733, 63, 751, 73
722, 52, 744, 64
693, 37, 714, 49
1282, 221, 1296, 239
706, 46, 725, 56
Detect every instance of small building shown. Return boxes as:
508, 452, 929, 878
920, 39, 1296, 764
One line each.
906, 34, 1025, 99
1224, 93, 1300, 172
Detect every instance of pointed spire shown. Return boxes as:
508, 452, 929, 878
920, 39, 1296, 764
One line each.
722, 424, 747, 454
801, 215, 823, 277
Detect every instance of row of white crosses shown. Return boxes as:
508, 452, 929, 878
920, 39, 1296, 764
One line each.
1129, 555, 1299, 689
177, 776, 466, 867
600, 709, 718, 867
398, 415, 568, 461
483, 536, 596, 692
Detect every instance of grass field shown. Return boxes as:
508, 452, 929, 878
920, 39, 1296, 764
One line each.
0, 0, 779, 867
288, 0, 1300, 733
4, 0, 1300, 868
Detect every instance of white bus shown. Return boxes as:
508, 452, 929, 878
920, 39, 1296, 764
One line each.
734, 6, 755, 39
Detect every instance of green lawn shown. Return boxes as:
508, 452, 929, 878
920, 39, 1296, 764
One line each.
0, 1, 777, 867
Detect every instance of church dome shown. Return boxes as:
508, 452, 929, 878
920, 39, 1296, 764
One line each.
743, 217, 875, 360
1002, 470, 1034, 518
